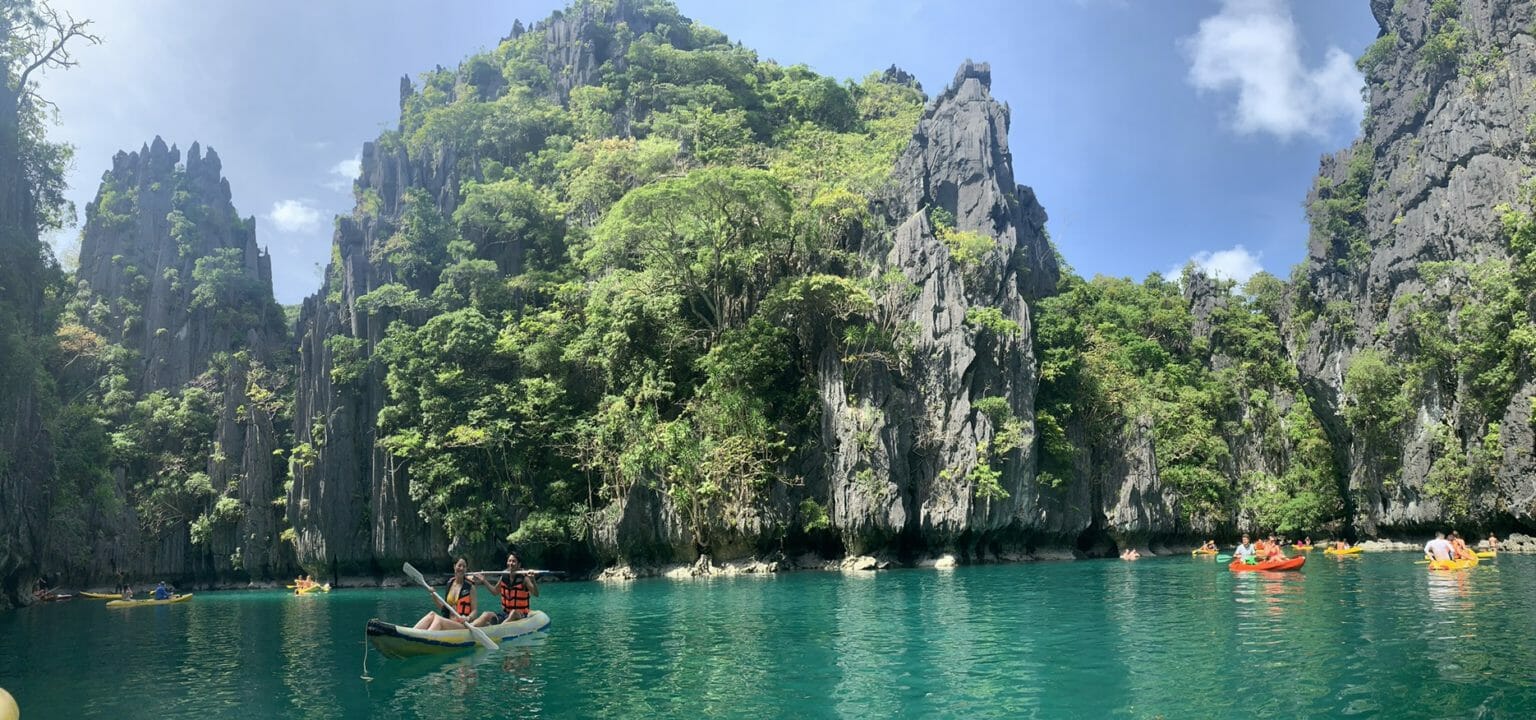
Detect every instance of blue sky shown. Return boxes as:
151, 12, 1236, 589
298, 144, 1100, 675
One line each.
40, 0, 1379, 304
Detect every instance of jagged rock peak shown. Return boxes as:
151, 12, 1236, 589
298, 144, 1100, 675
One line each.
880, 64, 923, 93
106, 137, 228, 186
927, 60, 993, 116
504, 18, 527, 42
887, 60, 1058, 297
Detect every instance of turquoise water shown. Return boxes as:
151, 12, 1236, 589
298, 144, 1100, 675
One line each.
3, 554, 1536, 718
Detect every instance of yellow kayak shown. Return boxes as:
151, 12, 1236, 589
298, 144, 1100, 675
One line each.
1292, 545, 1314, 551
80, 591, 126, 600
1428, 558, 1479, 571
106, 593, 193, 607
295, 583, 331, 595
1324, 547, 1363, 555
1191, 548, 1217, 556
1475, 550, 1496, 559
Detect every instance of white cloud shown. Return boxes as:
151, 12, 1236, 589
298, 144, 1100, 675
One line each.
1181, 0, 1364, 140
324, 155, 361, 192
1168, 245, 1265, 285
266, 199, 323, 234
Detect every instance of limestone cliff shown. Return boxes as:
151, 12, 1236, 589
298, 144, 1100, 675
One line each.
1294, 0, 1536, 534
816, 61, 1062, 557
287, 138, 449, 575
71, 137, 294, 581
0, 74, 58, 605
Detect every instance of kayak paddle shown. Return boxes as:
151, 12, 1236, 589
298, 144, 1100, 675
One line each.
470, 569, 565, 578
402, 562, 498, 651
1215, 554, 1232, 562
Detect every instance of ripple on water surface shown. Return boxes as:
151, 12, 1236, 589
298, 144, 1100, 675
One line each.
3, 556, 1536, 718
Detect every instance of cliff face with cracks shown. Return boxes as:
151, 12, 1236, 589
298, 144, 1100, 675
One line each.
1293, 0, 1536, 536
0, 75, 59, 604
293, 0, 1536, 575
817, 61, 1064, 558
70, 137, 294, 581
287, 132, 453, 575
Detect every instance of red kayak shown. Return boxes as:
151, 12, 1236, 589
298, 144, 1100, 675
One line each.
1228, 556, 1306, 572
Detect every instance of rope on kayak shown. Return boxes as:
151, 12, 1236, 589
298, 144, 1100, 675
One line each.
361, 626, 374, 682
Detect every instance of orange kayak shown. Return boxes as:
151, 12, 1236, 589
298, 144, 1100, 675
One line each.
1229, 556, 1306, 572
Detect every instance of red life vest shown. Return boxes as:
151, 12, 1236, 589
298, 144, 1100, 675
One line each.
498, 575, 530, 614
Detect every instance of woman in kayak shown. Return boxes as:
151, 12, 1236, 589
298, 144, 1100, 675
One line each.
1449, 532, 1475, 560
1199, 539, 1218, 552
1487, 533, 1500, 551
413, 558, 480, 631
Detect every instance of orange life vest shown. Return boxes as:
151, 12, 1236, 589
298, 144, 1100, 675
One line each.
498, 575, 530, 614
446, 579, 473, 617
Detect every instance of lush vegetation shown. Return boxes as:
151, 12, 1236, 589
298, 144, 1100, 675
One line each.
318, 0, 928, 558
1034, 270, 1341, 533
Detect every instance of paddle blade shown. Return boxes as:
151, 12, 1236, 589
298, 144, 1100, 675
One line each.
468, 623, 498, 651
1215, 554, 1232, 562
402, 562, 428, 588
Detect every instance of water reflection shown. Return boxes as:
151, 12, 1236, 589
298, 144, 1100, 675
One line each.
832, 571, 908, 718
9, 558, 1536, 717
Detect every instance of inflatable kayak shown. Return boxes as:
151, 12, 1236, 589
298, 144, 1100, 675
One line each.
1228, 556, 1306, 572
366, 611, 551, 658
1324, 547, 1363, 555
1292, 545, 1314, 551
1428, 558, 1479, 571
80, 591, 126, 600
106, 594, 192, 607
1191, 548, 1217, 556
295, 583, 331, 595
1475, 550, 1496, 559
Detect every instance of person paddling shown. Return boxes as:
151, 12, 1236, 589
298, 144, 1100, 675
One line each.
413, 558, 478, 631
472, 551, 540, 626
1234, 534, 1256, 563
1487, 533, 1500, 551
153, 581, 170, 600
1424, 531, 1453, 561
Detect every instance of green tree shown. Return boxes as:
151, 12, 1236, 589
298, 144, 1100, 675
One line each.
588, 167, 795, 338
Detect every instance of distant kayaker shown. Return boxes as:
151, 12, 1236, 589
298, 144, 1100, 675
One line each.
153, 581, 170, 600
1424, 532, 1454, 561
1301, 536, 1312, 547
1200, 539, 1218, 552
1487, 533, 1500, 551
1119, 548, 1140, 561
472, 551, 540, 626
1234, 534, 1255, 559
413, 558, 478, 632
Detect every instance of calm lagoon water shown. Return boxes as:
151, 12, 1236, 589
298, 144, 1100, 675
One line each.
3, 554, 1536, 718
